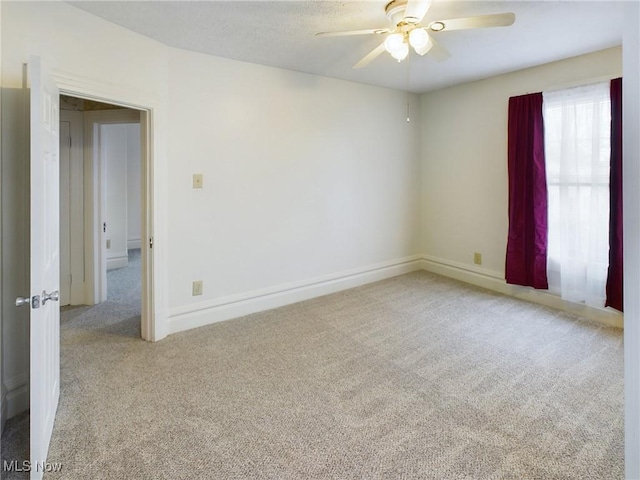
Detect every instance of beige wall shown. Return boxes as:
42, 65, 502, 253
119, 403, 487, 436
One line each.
420, 47, 622, 277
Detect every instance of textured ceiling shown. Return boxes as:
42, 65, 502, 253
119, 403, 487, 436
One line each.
68, 1, 626, 93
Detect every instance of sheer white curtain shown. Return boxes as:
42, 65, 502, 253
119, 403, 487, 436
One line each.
543, 82, 611, 307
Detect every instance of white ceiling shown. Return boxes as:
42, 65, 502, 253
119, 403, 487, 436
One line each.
68, 1, 626, 93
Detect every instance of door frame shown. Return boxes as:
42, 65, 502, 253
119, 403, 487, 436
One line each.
51, 70, 161, 342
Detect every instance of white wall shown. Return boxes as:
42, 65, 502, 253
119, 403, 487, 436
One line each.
166, 48, 421, 330
103, 122, 141, 269
104, 124, 129, 269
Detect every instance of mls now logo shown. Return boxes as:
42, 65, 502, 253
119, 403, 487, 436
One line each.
3, 460, 63, 473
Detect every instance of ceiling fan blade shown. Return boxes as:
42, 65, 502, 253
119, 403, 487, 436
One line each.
426, 36, 450, 62
429, 13, 515, 32
353, 42, 387, 69
403, 0, 433, 23
316, 28, 390, 38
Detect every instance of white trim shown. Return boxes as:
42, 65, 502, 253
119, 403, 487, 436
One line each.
422, 255, 623, 329
139, 111, 157, 341
3, 373, 29, 420
52, 69, 156, 112
52, 68, 161, 341
168, 253, 624, 336
106, 254, 128, 271
423, 254, 504, 280
168, 256, 424, 335
127, 238, 141, 250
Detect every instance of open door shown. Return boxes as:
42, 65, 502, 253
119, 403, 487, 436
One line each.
21, 56, 61, 479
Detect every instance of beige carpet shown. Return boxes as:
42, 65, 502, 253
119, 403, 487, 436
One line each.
3, 255, 624, 479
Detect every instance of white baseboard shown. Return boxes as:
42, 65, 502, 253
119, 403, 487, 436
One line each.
168, 255, 424, 335
2, 373, 29, 421
422, 255, 624, 329
107, 253, 128, 271
127, 238, 141, 250
167, 253, 622, 337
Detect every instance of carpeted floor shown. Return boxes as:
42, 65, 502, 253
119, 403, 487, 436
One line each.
2, 249, 623, 479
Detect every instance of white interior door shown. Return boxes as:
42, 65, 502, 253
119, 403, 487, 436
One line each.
28, 56, 61, 480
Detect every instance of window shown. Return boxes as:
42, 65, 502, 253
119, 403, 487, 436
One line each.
543, 82, 611, 307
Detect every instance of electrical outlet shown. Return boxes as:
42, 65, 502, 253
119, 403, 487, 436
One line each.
193, 174, 203, 189
474, 252, 482, 265
192, 280, 203, 296
106, 239, 111, 249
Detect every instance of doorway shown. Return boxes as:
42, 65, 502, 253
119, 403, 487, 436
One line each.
58, 94, 151, 337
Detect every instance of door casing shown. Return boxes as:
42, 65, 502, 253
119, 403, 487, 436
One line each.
52, 70, 159, 342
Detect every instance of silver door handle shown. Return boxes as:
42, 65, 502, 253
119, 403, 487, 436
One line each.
42, 290, 59, 305
16, 296, 30, 307
16, 295, 40, 309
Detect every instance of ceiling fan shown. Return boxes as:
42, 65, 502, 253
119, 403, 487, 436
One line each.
316, 0, 515, 68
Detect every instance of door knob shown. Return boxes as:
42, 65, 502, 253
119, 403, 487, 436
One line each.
16, 295, 40, 309
16, 296, 30, 307
42, 290, 59, 305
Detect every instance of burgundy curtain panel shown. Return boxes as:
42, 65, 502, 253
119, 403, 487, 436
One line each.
505, 93, 548, 289
606, 77, 623, 311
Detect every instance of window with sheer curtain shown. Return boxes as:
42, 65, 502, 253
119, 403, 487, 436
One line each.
543, 82, 611, 307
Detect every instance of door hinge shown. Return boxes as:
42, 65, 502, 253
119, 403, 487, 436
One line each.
149, 237, 154, 249
68, 136, 72, 148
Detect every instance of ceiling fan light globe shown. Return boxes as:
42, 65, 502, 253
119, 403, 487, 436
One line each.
390, 42, 409, 61
409, 28, 430, 49
384, 33, 405, 53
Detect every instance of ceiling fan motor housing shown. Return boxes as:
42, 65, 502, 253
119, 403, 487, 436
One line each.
385, 0, 413, 25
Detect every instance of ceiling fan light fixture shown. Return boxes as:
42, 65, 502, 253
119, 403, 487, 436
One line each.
390, 42, 409, 61
429, 21, 445, 32
408, 28, 430, 49
384, 33, 405, 54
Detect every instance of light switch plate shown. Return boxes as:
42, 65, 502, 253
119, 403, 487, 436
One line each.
193, 174, 203, 189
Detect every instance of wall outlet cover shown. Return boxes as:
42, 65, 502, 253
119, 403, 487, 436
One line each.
192, 280, 203, 296
193, 174, 203, 189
